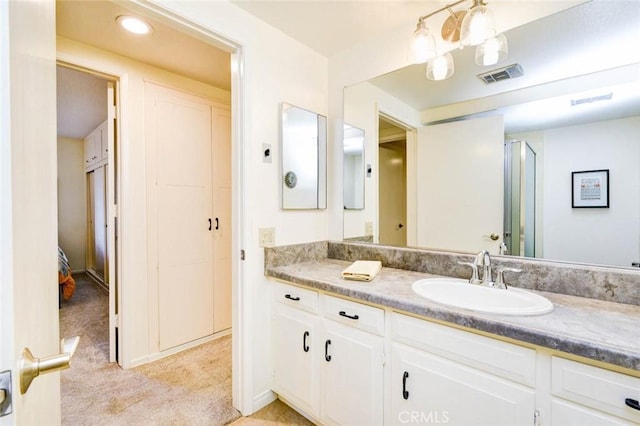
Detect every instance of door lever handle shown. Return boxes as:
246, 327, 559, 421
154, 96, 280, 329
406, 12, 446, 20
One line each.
19, 336, 80, 394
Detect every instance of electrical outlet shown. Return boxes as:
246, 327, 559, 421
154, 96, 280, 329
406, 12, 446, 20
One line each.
365, 222, 373, 236
259, 227, 275, 247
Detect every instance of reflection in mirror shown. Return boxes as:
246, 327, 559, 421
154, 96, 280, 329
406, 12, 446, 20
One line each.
281, 103, 327, 209
343, 0, 640, 268
343, 124, 365, 210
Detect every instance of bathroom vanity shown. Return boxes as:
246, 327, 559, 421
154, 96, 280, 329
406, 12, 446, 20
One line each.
265, 241, 640, 425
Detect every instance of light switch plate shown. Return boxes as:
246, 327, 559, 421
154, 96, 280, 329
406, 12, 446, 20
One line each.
365, 222, 373, 236
259, 227, 275, 247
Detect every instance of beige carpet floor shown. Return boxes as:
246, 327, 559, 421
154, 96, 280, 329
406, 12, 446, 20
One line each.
60, 274, 311, 425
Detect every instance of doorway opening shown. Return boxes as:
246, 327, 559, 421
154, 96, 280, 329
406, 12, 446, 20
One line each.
56, 64, 120, 364
378, 115, 410, 247
55, 0, 245, 416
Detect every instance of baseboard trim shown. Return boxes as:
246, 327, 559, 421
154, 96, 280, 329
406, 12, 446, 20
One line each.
127, 329, 233, 369
252, 389, 276, 414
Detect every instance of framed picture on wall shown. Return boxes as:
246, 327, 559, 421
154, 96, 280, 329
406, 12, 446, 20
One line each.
572, 169, 609, 208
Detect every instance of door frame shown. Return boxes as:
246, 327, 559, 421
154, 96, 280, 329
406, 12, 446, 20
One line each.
56, 62, 122, 365
56, 1, 250, 414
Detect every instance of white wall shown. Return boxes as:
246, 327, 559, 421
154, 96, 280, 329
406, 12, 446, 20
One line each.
57, 136, 87, 271
543, 117, 640, 267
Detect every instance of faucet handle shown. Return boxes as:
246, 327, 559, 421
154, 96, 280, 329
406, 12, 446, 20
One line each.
457, 261, 482, 285
495, 267, 522, 289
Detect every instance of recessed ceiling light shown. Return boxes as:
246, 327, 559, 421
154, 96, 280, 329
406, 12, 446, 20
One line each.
116, 15, 152, 35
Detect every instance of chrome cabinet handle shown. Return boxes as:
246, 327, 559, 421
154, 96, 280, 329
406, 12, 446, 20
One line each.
324, 339, 332, 362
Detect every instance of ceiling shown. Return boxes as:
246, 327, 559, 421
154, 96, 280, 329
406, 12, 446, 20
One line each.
230, 0, 439, 57
56, 0, 230, 139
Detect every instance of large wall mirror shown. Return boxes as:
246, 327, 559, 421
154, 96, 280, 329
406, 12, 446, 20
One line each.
343, 0, 640, 269
281, 103, 327, 209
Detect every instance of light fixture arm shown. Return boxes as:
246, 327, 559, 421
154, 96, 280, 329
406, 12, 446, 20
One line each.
417, 0, 469, 23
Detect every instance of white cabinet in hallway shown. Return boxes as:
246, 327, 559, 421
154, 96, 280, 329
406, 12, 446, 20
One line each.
145, 82, 232, 352
84, 120, 107, 170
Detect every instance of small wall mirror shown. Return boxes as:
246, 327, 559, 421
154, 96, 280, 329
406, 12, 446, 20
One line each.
343, 124, 365, 209
281, 103, 327, 209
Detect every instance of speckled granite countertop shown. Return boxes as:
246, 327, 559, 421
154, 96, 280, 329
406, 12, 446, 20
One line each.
266, 258, 640, 372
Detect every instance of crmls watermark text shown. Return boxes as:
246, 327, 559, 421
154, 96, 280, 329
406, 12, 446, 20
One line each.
398, 411, 450, 424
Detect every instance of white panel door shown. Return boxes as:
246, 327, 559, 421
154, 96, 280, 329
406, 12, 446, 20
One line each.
416, 115, 504, 254
0, 0, 60, 423
320, 321, 384, 426
272, 304, 319, 417
391, 343, 536, 426
148, 83, 215, 351
212, 106, 232, 332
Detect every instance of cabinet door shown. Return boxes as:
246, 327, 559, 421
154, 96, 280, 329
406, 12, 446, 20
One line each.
273, 304, 319, 417
391, 343, 536, 426
99, 121, 108, 161
551, 399, 630, 426
84, 132, 96, 168
321, 320, 384, 426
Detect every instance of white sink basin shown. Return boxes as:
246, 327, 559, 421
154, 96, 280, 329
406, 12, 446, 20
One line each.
412, 277, 554, 316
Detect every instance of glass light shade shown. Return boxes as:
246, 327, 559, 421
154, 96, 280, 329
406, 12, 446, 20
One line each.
410, 20, 437, 64
460, 2, 496, 46
426, 53, 454, 81
475, 33, 508, 66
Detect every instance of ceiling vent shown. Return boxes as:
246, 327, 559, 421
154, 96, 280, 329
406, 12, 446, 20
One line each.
478, 63, 524, 84
570, 92, 613, 106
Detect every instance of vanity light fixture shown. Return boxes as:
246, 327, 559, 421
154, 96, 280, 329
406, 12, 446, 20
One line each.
476, 33, 508, 66
426, 52, 454, 81
116, 15, 152, 35
410, 0, 505, 80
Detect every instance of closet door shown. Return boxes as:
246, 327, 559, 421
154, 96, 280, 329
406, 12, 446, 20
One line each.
92, 165, 107, 278
148, 83, 215, 351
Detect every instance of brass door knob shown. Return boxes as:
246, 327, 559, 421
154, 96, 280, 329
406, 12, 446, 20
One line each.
19, 336, 80, 394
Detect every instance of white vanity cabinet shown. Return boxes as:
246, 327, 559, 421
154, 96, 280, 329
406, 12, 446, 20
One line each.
390, 312, 536, 426
551, 357, 640, 425
272, 283, 320, 416
320, 295, 384, 426
271, 283, 384, 425
270, 280, 640, 426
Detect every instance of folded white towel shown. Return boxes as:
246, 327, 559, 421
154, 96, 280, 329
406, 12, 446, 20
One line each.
342, 260, 382, 282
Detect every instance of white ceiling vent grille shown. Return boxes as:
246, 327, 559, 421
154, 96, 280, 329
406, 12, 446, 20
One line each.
478, 64, 524, 84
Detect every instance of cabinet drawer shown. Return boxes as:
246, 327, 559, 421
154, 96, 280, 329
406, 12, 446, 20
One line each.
273, 282, 319, 314
392, 312, 536, 387
552, 357, 640, 423
321, 294, 384, 336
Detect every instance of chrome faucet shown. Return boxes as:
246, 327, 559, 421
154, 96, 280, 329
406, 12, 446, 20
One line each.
481, 250, 493, 286
457, 250, 486, 285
